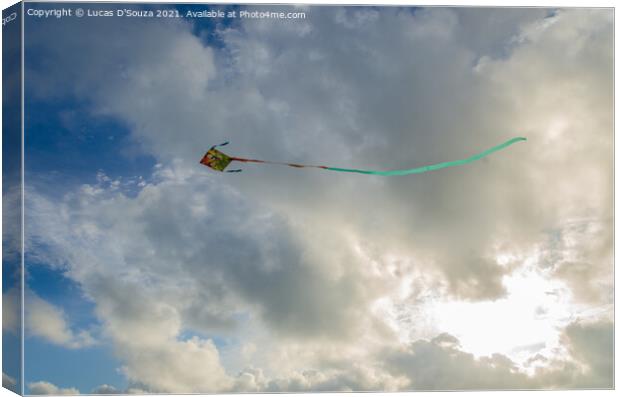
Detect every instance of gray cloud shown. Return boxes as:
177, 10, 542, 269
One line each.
563, 321, 613, 385
385, 319, 613, 390
386, 334, 534, 390
540, 320, 614, 389
543, 219, 613, 305
91, 7, 611, 303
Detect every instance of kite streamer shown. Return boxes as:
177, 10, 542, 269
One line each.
200, 137, 526, 175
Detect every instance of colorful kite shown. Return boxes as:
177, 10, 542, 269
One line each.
200, 137, 526, 175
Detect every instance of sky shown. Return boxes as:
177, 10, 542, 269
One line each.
1, 2, 613, 394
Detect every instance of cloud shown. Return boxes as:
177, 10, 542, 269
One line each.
237, 319, 614, 392
532, 319, 614, 389
68, 8, 612, 301
23, 6, 612, 392
90, 384, 118, 394
385, 319, 613, 390
25, 292, 96, 349
2, 184, 21, 263
90, 384, 149, 394
26, 7, 613, 302
563, 320, 613, 386
26, 164, 394, 392
92, 277, 232, 393
3, 372, 17, 390
2, 288, 20, 333
386, 333, 534, 390
542, 219, 613, 305
233, 365, 408, 393
28, 381, 80, 395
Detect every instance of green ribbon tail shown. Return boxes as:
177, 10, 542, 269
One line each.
325, 137, 526, 176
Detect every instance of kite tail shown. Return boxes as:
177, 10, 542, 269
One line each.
223, 137, 526, 175
324, 137, 527, 176
230, 157, 329, 170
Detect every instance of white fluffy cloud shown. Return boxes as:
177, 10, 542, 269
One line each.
89, 384, 149, 394
26, 163, 396, 392
25, 292, 96, 349
28, 381, 80, 395
24, 6, 612, 392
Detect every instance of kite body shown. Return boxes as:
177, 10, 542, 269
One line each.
200, 137, 526, 175
200, 147, 233, 171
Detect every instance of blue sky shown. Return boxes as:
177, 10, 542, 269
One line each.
11, 3, 613, 394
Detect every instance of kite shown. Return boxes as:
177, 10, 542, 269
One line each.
200, 137, 526, 175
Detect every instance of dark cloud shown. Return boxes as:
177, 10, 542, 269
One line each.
386, 334, 534, 390
386, 319, 613, 390
26, 8, 612, 302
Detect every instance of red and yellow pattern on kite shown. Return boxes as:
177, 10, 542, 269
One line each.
200, 148, 233, 171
